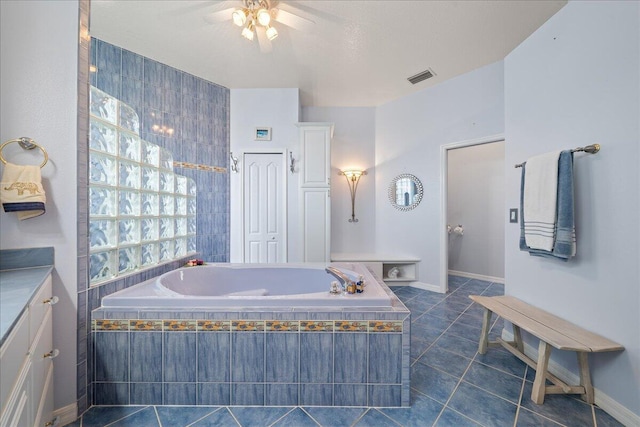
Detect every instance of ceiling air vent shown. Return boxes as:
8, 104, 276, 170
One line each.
407, 68, 436, 85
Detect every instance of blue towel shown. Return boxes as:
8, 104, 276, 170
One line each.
519, 150, 576, 261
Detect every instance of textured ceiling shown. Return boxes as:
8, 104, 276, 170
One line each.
90, 0, 566, 107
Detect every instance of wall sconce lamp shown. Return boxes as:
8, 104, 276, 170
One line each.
340, 169, 367, 223
230, 152, 239, 173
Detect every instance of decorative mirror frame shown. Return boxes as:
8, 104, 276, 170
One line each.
388, 173, 424, 211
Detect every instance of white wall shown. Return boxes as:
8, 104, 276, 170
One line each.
229, 88, 301, 262
375, 61, 504, 289
302, 107, 376, 254
0, 0, 79, 411
447, 141, 505, 279
505, 0, 639, 419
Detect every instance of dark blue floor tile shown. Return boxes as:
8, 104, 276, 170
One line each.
435, 407, 482, 426
447, 382, 518, 427
63, 421, 81, 427
411, 363, 460, 404
444, 321, 481, 341
81, 406, 148, 427
411, 292, 447, 305
109, 406, 160, 427
271, 408, 319, 426
594, 406, 624, 427
452, 313, 484, 331
520, 382, 595, 427
515, 408, 564, 426
156, 406, 216, 426
447, 276, 470, 289
462, 361, 524, 404
475, 347, 527, 378
410, 335, 433, 359
413, 313, 451, 331
416, 346, 472, 378
304, 407, 366, 427
404, 298, 435, 315
411, 323, 446, 342
380, 390, 443, 427
229, 407, 291, 427
353, 409, 400, 426
433, 333, 479, 359
191, 408, 240, 426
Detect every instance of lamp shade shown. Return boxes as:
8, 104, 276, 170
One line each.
232, 9, 247, 27
266, 25, 278, 41
256, 8, 271, 26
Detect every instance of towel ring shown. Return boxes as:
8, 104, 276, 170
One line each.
0, 137, 48, 168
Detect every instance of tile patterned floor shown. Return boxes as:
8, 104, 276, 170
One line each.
66, 276, 624, 427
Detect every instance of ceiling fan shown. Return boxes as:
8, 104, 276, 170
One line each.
205, 0, 315, 53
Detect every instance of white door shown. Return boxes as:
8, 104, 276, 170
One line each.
244, 153, 286, 263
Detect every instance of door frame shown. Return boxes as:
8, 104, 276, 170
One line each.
240, 149, 289, 262
439, 134, 505, 293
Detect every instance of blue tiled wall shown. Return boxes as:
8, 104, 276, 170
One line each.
78, 38, 230, 413
90, 38, 230, 263
90, 316, 411, 407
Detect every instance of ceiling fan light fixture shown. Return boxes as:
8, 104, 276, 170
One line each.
241, 22, 255, 40
266, 25, 278, 41
232, 9, 247, 27
256, 8, 271, 26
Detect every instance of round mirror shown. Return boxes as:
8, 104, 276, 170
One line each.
388, 173, 423, 211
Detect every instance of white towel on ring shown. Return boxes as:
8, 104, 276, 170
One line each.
523, 150, 561, 251
0, 162, 46, 220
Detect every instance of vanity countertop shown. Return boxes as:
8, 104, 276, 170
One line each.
0, 247, 54, 346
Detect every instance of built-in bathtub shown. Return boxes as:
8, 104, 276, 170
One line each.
102, 263, 392, 308
91, 263, 410, 407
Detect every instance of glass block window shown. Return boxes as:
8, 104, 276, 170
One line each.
89, 86, 196, 285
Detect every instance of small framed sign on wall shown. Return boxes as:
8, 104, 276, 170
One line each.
255, 127, 272, 141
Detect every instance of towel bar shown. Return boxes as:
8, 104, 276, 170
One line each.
514, 144, 600, 168
0, 137, 48, 168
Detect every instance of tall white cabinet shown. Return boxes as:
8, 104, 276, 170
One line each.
297, 123, 333, 262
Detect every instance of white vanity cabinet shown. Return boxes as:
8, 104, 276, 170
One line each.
0, 275, 56, 427
297, 123, 333, 262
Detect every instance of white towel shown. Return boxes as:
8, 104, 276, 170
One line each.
523, 151, 561, 251
0, 162, 46, 220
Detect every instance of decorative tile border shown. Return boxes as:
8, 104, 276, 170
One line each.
198, 320, 230, 332
174, 161, 226, 174
369, 321, 403, 332
335, 321, 368, 332
130, 320, 162, 331
93, 319, 404, 333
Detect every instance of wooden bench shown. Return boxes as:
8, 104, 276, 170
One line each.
469, 295, 624, 405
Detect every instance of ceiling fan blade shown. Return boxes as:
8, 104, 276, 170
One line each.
272, 8, 315, 31
256, 27, 273, 53
204, 7, 236, 23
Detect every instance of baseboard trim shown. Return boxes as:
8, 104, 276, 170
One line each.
409, 281, 443, 293
501, 330, 638, 426
53, 402, 77, 426
448, 270, 505, 284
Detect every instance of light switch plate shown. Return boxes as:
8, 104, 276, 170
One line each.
509, 208, 518, 223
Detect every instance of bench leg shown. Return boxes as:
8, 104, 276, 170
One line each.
478, 308, 492, 354
577, 352, 594, 404
532, 340, 552, 404
513, 325, 524, 353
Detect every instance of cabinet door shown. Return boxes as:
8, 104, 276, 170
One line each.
300, 188, 331, 262
299, 125, 331, 187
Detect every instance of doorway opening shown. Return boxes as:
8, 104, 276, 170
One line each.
439, 135, 505, 293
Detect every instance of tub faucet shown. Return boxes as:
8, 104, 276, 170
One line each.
325, 266, 355, 290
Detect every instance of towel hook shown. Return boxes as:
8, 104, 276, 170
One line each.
0, 137, 48, 168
